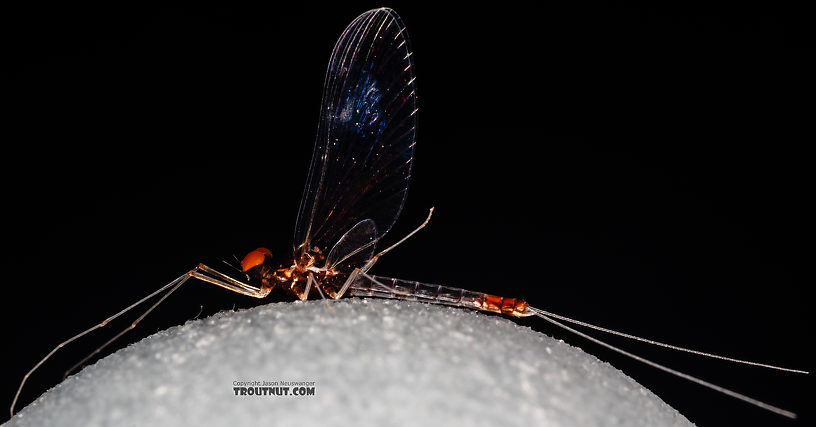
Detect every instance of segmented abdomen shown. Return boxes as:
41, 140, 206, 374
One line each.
348, 275, 532, 317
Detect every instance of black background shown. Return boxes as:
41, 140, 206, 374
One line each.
2, 2, 812, 425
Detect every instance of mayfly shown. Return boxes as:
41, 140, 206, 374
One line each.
11, 7, 807, 420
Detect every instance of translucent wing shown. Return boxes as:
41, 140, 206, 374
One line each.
293, 8, 418, 261
325, 219, 377, 271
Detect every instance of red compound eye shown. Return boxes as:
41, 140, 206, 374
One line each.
241, 248, 273, 272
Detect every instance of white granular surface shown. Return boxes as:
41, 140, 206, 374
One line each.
7, 299, 693, 427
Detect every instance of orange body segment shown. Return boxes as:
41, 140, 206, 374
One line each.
482, 295, 530, 317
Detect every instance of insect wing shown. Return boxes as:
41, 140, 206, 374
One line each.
325, 219, 377, 270
293, 8, 418, 261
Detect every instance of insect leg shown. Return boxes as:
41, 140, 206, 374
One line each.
62, 272, 190, 378
310, 273, 339, 312
325, 268, 361, 300
12, 263, 272, 418
300, 273, 314, 301
10, 271, 191, 418
189, 264, 269, 298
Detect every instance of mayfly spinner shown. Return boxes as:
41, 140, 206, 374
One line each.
11, 7, 807, 420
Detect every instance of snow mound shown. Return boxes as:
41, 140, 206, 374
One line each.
8, 299, 693, 427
